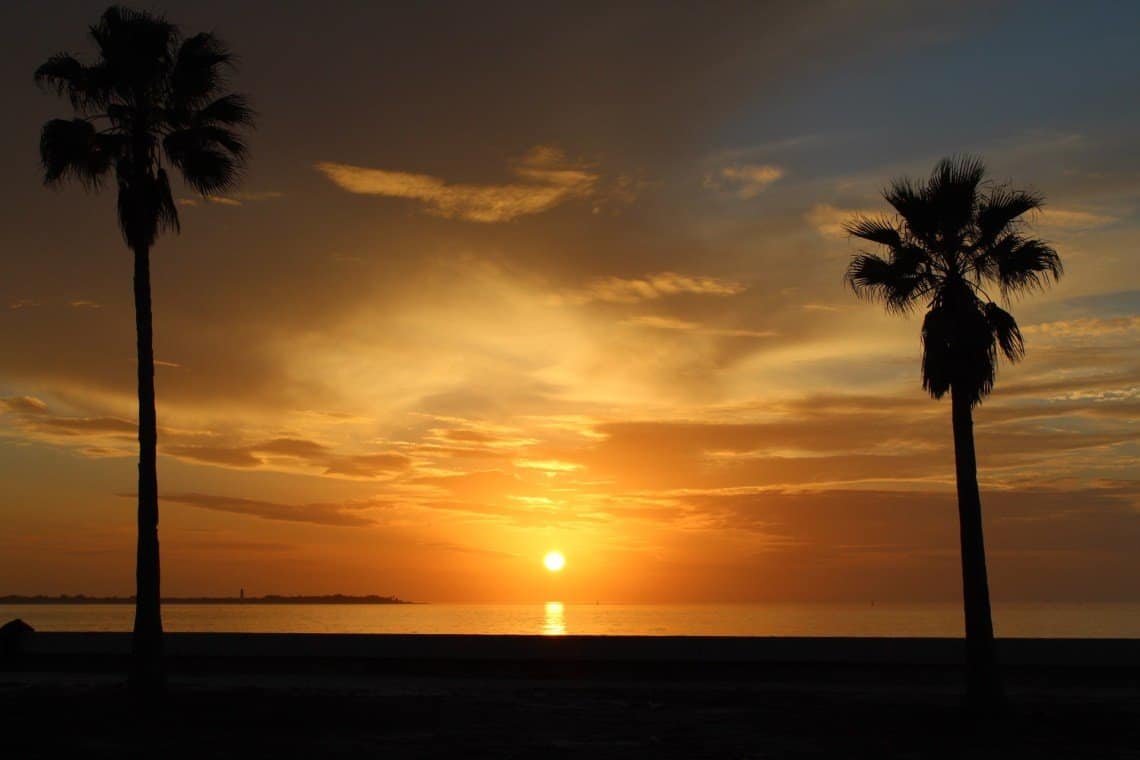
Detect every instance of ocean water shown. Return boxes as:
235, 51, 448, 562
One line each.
4, 602, 1140, 637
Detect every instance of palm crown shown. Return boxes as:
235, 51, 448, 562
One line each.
35, 6, 253, 250
844, 156, 1062, 406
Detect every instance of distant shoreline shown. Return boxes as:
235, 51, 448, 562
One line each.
0, 594, 412, 605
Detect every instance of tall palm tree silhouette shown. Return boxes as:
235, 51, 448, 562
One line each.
844, 156, 1062, 706
35, 6, 254, 692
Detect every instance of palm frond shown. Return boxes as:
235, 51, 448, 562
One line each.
844, 214, 903, 248
890, 242, 931, 274
155, 168, 181, 234
984, 302, 1024, 363
975, 186, 1043, 248
40, 118, 117, 188
90, 7, 176, 58
163, 131, 243, 195
991, 236, 1063, 296
180, 149, 242, 195
884, 177, 939, 249
164, 126, 246, 194
105, 102, 132, 125
922, 291, 998, 405
920, 301, 954, 400
930, 154, 986, 193
193, 94, 255, 127
34, 53, 83, 92
35, 54, 93, 110
171, 32, 235, 108
844, 252, 929, 313
926, 154, 986, 252
165, 125, 246, 159
89, 6, 176, 101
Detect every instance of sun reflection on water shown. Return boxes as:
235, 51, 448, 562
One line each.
542, 601, 565, 635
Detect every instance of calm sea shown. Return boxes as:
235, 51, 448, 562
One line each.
4, 602, 1140, 637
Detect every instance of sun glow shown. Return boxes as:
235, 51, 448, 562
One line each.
543, 551, 566, 572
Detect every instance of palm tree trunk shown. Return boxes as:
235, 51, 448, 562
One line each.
950, 386, 1000, 707
130, 242, 163, 693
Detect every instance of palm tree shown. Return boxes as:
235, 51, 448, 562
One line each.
844, 155, 1062, 706
35, 6, 253, 692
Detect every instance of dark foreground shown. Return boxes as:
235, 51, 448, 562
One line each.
3, 635, 1139, 757
4, 673, 1139, 758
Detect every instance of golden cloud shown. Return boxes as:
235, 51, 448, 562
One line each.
178, 191, 285, 208
554, 272, 746, 305
623, 315, 777, 338
704, 163, 784, 199
1037, 207, 1117, 231
805, 203, 1116, 240
316, 145, 598, 222
805, 203, 880, 239
1024, 315, 1140, 339
143, 491, 388, 527
0, 396, 49, 414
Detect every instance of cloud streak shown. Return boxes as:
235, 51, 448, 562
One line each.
805, 203, 879, 239
554, 272, 746, 305
178, 191, 285, 208
0, 398, 410, 479
704, 163, 784, 199
317, 146, 598, 222
1024, 315, 1140, 340
1, 396, 49, 414
1037, 207, 1117, 231
624, 315, 777, 338
125, 491, 387, 527
164, 438, 411, 479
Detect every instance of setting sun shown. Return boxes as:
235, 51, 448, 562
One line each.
543, 551, 566, 572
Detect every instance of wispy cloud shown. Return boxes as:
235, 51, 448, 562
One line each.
14, 414, 136, 437
1024, 315, 1140, 340
164, 437, 411, 479
704, 163, 784, 199
0, 397, 410, 479
127, 491, 387, 527
69, 300, 102, 309
623, 315, 776, 338
805, 203, 878, 239
1037, 207, 1118, 231
0, 396, 49, 414
178, 191, 285, 208
806, 202, 1119, 240
418, 540, 516, 559
316, 145, 599, 222
554, 272, 746, 305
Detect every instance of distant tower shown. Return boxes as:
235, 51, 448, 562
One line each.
240, 587, 245, 601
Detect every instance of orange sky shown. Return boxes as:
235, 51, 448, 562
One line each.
1, 1, 1138, 602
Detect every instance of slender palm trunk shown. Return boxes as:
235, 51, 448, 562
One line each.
130, 242, 163, 693
950, 386, 1000, 706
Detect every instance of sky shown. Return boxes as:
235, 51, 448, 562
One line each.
1, 0, 1138, 603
